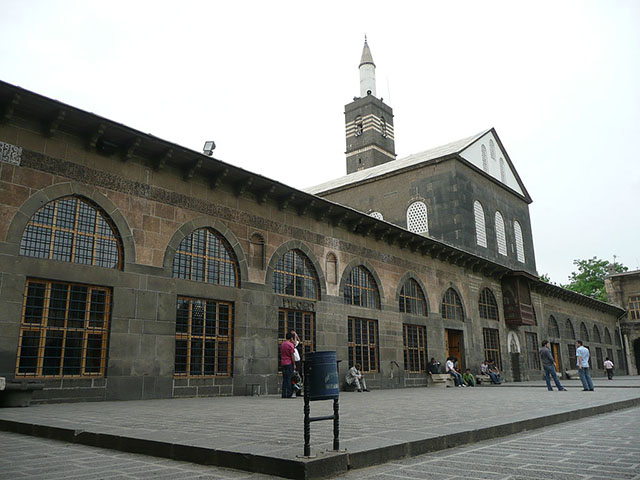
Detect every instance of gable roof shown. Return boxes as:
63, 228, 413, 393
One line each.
306, 128, 532, 202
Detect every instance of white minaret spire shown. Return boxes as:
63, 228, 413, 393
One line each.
359, 35, 376, 97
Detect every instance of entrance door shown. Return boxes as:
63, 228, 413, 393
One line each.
445, 329, 464, 370
551, 343, 561, 372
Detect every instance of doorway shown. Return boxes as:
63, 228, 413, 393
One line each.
551, 343, 561, 372
445, 329, 464, 370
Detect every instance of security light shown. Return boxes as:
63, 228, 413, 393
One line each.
203, 141, 216, 156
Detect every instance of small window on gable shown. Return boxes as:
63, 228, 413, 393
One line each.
20, 196, 123, 269
495, 211, 507, 256
481, 144, 488, 172
489, 139, 496, 160
499, 158, 506, 182
474, 201, 487, 247
370, 211, 383, 220
514, 221, 525, 263
407, 201, 428, 235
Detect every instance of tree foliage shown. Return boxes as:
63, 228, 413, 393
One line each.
563, 257, 627, 302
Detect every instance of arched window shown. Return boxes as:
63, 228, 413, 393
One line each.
514, 221, 525, 263
499, 158, 506, 182
474, 201, 487, 247
565, 319, 576, 339
481, 144, 488, 172
344, 265, 380, 308
604, 327, 612, 345
548, 316, 560, 338
173, 228, 238, 286
249, 232, 265, 270
441, 288, 464, 321
20, 196, 122, 269
399, 278, 427, 316
593, 325, 602, 343
489, 139, 496, 160
273, 249, 319, 300
407, 201, 428, 234
579, 322, 590, 342
369, 211, 383, 220
478, 288, 499, 320
495, 212, 507, 256
326, 252, 338, 285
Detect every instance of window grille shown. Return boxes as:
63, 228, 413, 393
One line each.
173, 228, 238, 286
579, 322, 589, 342
568, 344, 577, 369
481, 144, 488, 172
565, 319, 576, 339
548, 316, 560, 338
595, 347, 604, 369
629, 296, 640, 320
20, 196, 122, 269
348, 317, 378, 373
604, 328, 612, 345
478, 288, 499, 320
489, 139, 496, 160
441, 288, 464, 321
499, 158, 506, 182
474, 201, 487, 247
355, 115, 363, 136
483, 328, 502, 370
16, 279, 111, 378
272, 249, 319, 300
514, 221, 525, 263
525, 332, 540, 370
592, 325, 602, 343
344, 266, 380, 308
369, 211, 383, 220
495, 212, 507, 256
399, 278, 427, 316
403, 324, 427, 373
277, 309, 315, 370
175, 297, 233, 377
406, 201, 428, 234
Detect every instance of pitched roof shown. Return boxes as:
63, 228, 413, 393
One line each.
359, 39, 375, 68
305, 129, 489, 195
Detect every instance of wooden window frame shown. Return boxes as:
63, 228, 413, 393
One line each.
173, 228, 238, 286
347, 317, 379, 373
16, 278, 111, 378
174, 296, 234, 378
483, 327, 502, 370
399, 278, 427, 316
20, 196, 122, 269
441, 288, 464, 321
344, 266, 380, 309
277, 308, 315, 371
628, 296, 640, 321
272, 249, 319, 300
403, 324, 427, 373
478, 288, 499, 321
525, 332, 540, 370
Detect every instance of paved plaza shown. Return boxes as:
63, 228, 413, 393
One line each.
1, 376, 640, 479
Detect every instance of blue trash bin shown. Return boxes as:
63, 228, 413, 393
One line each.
306, 351, 339, 401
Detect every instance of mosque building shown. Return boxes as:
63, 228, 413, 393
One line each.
0, 40, 631, 403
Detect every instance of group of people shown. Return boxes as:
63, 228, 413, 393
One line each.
281, 333, 613, 397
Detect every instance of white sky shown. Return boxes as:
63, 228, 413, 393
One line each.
1, 1, 639, 284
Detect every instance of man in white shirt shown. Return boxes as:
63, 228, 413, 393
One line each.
345, 364, 369, 392
576, 340, 594, 391
604, 357, 614, 380
446, 357, 465, 387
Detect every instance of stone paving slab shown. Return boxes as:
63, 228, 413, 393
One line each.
1, 376, 639, 479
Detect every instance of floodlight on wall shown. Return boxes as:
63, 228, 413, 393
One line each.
203, 141, 216, 156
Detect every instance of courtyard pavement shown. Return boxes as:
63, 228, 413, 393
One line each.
1, 376, 639, 479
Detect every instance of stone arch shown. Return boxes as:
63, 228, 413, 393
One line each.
266, 240, 326, 298
579, 322, 590, 342
163, 217, 247, 286
7, 182, 135, 265
548, 315, 560, 338
439, 284, 466, 320
604, 327, 612, 345
507, 331, 521, 353
565, 318, 576, 339
339, 258, 384, 307
396, 271, 430, 314
593, 325, 602, 343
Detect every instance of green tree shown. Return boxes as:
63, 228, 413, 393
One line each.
563, 257, 627, 302
539, 273, 551, 283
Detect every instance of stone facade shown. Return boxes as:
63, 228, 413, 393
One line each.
606, 270, 640, 375
0, 81, 627, 404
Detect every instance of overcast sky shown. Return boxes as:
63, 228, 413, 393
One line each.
1, 1, 639, 284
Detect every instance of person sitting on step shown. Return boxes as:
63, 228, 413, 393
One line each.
345, 363, 369, 392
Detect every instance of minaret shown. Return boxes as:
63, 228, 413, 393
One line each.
345, 37, 396, 174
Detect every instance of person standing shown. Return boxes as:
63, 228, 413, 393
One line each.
576, 340, 594, 391
604, 357, 614, 380
280, 332, 296, 398
540, 340, 567, 391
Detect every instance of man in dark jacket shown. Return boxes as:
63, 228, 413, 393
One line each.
540, 340, 567, 391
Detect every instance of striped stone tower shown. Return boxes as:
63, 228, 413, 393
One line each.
345, 37, 396, 174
